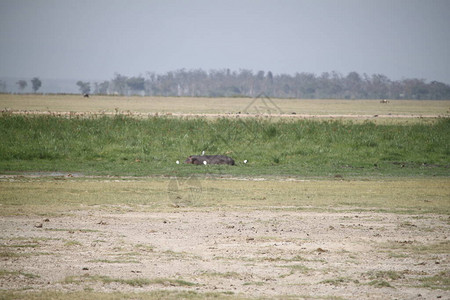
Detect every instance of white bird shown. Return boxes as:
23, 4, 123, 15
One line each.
201, 151, 205, 155
203, 161, 207, 165
176, 160, 180, 164
244, 160, 248, 164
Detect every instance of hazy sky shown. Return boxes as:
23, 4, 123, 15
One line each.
1, 0, 450, 83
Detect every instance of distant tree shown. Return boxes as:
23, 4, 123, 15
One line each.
428, 81, 450, 100
253, 70, 265, 95
256, 70, 265, 80
94, 81, 109, 94
401, 78, 428, 99
126, 76, 145, 95
295, 72, 317, 98
76, 81, 91, 95
111, 73, 128, 95
145, 72, 157, 95
345, 71, 363, 99
237, 69, 254, 96
31, 77, 42, 93
16, 80, 28, 91
0, 80, 6, 93
266, 71, 273, 84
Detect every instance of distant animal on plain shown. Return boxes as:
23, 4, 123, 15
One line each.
83, 93, 89, 98
380, 99, 388, 103
185, 155, 235, 166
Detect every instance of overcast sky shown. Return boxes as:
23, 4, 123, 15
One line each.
1, 0, 450, 83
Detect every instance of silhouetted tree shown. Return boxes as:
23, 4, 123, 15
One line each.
429, 81, 450, 100
76, 81, 91, 95
126, 76, 145, 95
111, 73, 128, 95
0, 80, 6, 93
16, 80, 27, 91
94, 81, 109, 94
31, 77, 42, 93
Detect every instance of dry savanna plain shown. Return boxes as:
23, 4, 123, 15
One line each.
1, 94, 449, 118
1, 95, 449, 299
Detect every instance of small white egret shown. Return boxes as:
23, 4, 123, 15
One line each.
176, 160, 180, 164
203, 161, 207, 165
201, 151, 205, 155
244, 160, 248, 164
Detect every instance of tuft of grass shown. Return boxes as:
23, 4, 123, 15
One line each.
243, 281, 265, 286
63, 275, 197, 287
365, 270, 404, 281
261, 255, 315, 263
417, 271, 450, 290
162, 250, 201, 260
367, 280, 394, 288
0, 269, 40, 279
320, 277, 357, 286
44, 228, 99, 233
134, 243, 155, 252
64, 240, 82, 247
1, 244, 39, 248
0, 251, 30, 258
150, 278, 197, 287
88, 259, 140, 264
280, 264, 312, 274
200, 271, 241, 279
380, 240, 450, 255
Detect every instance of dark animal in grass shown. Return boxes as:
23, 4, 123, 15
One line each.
185, 155, 235, 166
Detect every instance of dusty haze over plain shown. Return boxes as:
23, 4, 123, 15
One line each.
1, 0, 450, 84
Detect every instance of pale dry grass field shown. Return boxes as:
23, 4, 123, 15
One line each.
1, 94, 449, 118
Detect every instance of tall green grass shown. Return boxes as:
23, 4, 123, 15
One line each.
0, 113, 449, 177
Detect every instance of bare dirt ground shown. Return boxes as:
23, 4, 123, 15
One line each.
1, 208, 449, 299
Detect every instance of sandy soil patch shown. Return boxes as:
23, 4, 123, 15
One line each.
1, 209, 448, 299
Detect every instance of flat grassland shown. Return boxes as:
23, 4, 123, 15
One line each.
1, 94, 449, 117
1, 95, 449, 299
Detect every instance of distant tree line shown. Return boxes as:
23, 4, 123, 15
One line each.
3, 70, 449, 99
16, 77, 42, 93
85, 69, 450, 100
0, 77, 42, 93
